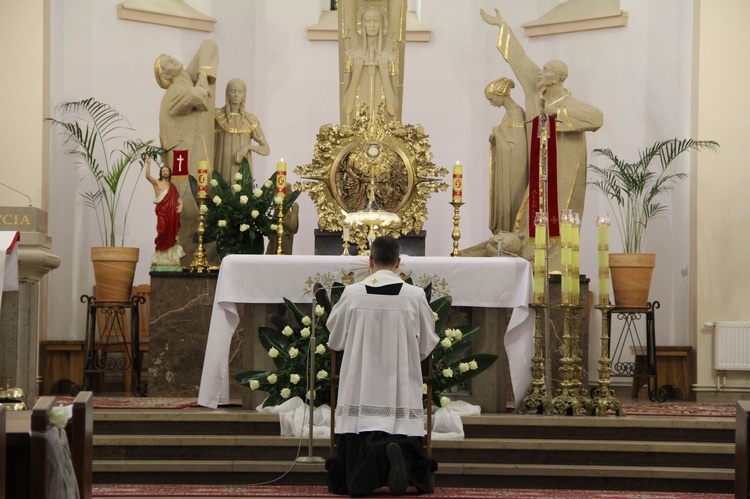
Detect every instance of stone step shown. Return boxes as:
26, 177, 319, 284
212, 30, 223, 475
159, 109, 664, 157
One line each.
92, 460, 734, 493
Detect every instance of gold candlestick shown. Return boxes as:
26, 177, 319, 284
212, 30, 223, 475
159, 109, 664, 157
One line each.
450, 201, 463, 257
593, 303, 626, 416
275, 200, 285, 255
190, 199, 209, 273
551, 303, 587, 415
519, 302, 552, 415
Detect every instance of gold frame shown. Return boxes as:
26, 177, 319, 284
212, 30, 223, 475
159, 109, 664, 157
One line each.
295, 105, 448, 249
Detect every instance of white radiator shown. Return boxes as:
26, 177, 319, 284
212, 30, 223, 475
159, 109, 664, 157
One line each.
715, 321, 750, 371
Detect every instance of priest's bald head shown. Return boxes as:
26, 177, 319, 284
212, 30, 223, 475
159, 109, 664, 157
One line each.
369, 235, 401, 271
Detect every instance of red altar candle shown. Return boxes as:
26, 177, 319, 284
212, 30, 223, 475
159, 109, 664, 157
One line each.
452, 161, 463, 203
197, 160, 208, 199
276, 159, 287, 197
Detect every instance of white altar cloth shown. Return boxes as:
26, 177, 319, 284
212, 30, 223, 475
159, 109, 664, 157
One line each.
197, 254, 534, 409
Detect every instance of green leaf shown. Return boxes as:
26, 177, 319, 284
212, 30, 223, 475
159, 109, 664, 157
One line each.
233, 370, 273, 386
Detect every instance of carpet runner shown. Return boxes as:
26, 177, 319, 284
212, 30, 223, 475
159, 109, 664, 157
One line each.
91, 484, 731, 498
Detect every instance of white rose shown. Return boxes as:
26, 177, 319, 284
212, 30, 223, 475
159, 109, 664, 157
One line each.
239, 224, 250, 232
302, 316, 312, 326
459, 362, 469, 373
315, 305, 325, 317
267, 373, 278, 384
268, 347, 279, 358
440, 396, 451, 408
280, 388, 291, 399
218, 220, 227, 228
316, 370, 329, 380
199, 204, 208, 214
49, 405, 70, 429
469, 360, 478, 370
315, 344, 326, 355
441, 338, 452, 348
422, 383, 428, 395
300, 327, 311, 338
234, 173, 243, 181
264, 180, 273, 188
288, 347, 299, 359
433, 312, 439, 321
253, 188, 263, 198
442, 368, 453, 378
282, 325, 294, 337
274, 195, 283, 204
239, 195, 249, 205
210, 179, 218, 187
212, 196, 222, 205
249, 379, 260, 390
251, 210, 260, 219
444, 329, 454, 338
270, 224, 278, 231
453, 330, 463, 341
306, 390, 314, 400
290, 374, 301, 385
232, 184, 241, 193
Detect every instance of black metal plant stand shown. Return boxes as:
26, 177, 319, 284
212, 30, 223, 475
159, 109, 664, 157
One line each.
607, 301, 666, 402
80, 294, 145, 396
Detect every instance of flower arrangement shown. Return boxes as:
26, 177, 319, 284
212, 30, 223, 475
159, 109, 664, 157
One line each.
198, 157, 300, 258
234, 282, 497, 408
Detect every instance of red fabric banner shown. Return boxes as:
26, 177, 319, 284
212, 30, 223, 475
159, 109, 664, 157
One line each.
528, 115, 559, 237
172, 150, 189, 177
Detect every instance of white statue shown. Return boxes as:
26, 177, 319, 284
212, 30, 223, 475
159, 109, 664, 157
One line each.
154, 40, 218, 265
481, 9, 603, 266
214, 78, 270, 180
486, 77, 527, 236
339, 0, 406, 125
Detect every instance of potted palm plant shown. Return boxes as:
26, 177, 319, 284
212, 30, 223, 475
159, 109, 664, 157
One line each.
49, 98, 164, 302
588, 138, 719, 307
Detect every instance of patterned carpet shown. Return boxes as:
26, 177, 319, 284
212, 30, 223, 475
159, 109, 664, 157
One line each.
91, 484, 731, 498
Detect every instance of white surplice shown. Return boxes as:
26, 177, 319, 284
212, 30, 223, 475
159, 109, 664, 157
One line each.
327, 270, 439, 437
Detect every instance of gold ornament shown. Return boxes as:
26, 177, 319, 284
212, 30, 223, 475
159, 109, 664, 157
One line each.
295, 104, 447, 250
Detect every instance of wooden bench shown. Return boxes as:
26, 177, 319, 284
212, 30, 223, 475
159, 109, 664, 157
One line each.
4, 391, 93, 499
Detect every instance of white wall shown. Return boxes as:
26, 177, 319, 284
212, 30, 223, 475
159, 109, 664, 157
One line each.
693, 0, 750, 394
45, 0, 698, 381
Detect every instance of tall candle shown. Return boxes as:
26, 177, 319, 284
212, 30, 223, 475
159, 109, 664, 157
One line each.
452, 161, 463, 203
597, 214, 611, 306
197, 160, 208, 199
560, 211, 572, 304
533, 215, 547, 304
276, 159, 287, 198
342, 222, 350, 242
571, 213, 580, 305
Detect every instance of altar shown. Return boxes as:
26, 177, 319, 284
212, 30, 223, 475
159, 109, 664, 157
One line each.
196, 254, 534, 412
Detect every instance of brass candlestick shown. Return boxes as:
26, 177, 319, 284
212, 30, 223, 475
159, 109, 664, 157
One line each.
276, 200, 285, 255
450, 201, 463, 257
593, 303, 626, 416
190, 199, 209, 273
519, 303, 552, 415
569, 298, 593, 414
551, 303, 587, 416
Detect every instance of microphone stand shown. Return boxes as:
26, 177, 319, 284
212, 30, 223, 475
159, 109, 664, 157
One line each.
297, 295, 325, 464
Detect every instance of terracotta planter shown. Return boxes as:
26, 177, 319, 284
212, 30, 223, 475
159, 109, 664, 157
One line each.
609, 253, 655, 308
91, 246, 139, 303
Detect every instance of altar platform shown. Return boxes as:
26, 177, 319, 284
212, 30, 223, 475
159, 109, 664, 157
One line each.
146, 254, 535, 413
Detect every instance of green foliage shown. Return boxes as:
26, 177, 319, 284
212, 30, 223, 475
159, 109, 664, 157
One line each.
199, 157, 301, 258
588, 139, 719, 253
48, 97, 166, 246
233, 284, 497, 409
